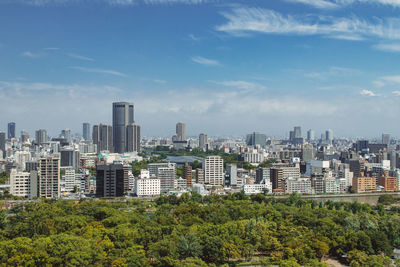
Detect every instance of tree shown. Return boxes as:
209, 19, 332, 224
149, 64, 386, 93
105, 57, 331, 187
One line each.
177, 232, 202, 259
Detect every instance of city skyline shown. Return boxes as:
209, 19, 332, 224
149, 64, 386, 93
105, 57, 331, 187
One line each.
1, 0, 400, 137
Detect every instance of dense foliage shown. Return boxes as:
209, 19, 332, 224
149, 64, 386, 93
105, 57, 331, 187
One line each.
0, 194, 399, 266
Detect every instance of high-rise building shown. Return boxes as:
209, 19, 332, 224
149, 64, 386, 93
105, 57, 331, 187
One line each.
83, 123, 90, 141
294, 126, 301, 138
0, 131, 5, 159
7, 122, 15, 139
246, 132, 266, 147
256, 167, 270, 184
157, 165, 176, 193
60, 129, 71, 144
126, 123, 141, 152
227, 163, 238, 186
203, 156, 224, 186
93, 124, 113, 153
382, 134, 390, 146
307, 129, 315, 141
176, 122, 186, 141
96, 162, 127, 197
20, 131, 29, 143
199, 133, 208, 150
35, 129, 48, 145
38, 156, 60, 198
302, 143, 314, 162
113, 102, 134, 153
183, 162, 192, 188
325, 129, 333, 144
60, 147, 80, 170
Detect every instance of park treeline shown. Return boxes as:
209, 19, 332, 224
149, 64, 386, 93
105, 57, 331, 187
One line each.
0, 193, 399, 266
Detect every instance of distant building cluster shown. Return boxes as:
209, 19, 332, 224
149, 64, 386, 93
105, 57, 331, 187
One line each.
0, 107, 399, 199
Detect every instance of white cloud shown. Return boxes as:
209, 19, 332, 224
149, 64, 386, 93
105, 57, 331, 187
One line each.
43, 47, 60, 50
67, 53, 94, 61
209, 80, 266, 92
216, 7, 400, 41
392, 90, 400, 96
360, 89, 378, 96
153, 79, 167, 84
143, 0, 207, 4
21, 51, 42, 58
373, 80, 385, 88
191, 56, 220, 66
382, 75, 400, 83
69, 66, 127, 77
373, 43, 400, 52
285, 0, 339, 9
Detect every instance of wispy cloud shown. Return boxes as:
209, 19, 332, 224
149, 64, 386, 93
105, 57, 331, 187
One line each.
373, 43, 400, 52
21, 51, 42, 58
12, 0, 208, 5
216, 7, 400, 41
393, 90, 400, 96
188, 34, 201, 41
285, 0, 339, 9
360, 89, 379, 96
382, 75, 400, 83
191, 56, 220, 66
67, 53, 94, 61
143, 0, 208, 4
69, 66, 127, 77
154, 79, 167, 84
43, 47, 60, 50
209, 80, 266, 92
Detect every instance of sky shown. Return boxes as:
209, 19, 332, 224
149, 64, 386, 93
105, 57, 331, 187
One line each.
1, 0, 400, 139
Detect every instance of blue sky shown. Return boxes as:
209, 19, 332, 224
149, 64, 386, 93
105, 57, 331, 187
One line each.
1, 0, 400, 138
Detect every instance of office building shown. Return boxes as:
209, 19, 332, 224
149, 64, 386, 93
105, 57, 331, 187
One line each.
96, 162, 127, 197
256, 167, 270, 184
20, 131, 29, 143
113, 102, 134, 153
243, 183, 271, 195
60, 147, 80, 170
83, 123, 90, 141
378, 173, 399, 192
182, 162, 192, 188
325, 129, 333, 144
226, 164, 238, 186
60, 129, 71, 144
307, 129, 315, 141
195, 168, 205, 184
35, 129, 48, 145
302, 143, 314, 162
38, 156, 60, 198
199, 133, 208, 150
148, 163, 176, 178
0, 131, 5, 159
285, 177, 312, 194
176, 122, 186, 141
93, 124, 113, 152
246, 132, 266, 147
7, 122, 15, 139
126, 123, 141, 152
382, 134, 390, 146
157, 165, 176, 193
203, 156, 224, 186
352, 175, 376, 193
294, 126, 301, 138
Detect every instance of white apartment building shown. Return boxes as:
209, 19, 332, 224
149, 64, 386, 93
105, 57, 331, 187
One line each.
135, 178, 160, 196
203, 156, 224, 186
285, 177, 312, 194
10, 169, 37, 198
243, 182, 272, 195
39, 156, 60, 198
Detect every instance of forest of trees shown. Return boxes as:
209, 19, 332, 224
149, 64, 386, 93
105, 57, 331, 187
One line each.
0, 193, 399, 266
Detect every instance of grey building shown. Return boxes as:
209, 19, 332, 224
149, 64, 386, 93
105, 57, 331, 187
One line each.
7, 122, 15, 139
246, 132, 266, 147
83, 123, 91, 141
20, 131, 29, 143
226, 164, 237, 186
325, 129, 333, 144
382, 133, 390, 146
256, 167, 270, 184
60, 147, 80, 170
0, 131, 5, 159
113, 102, 134, 153
176, 122, 186, 141
93, 124, 113, 153
199, 133, 208, 150
39, 156, 60, 198
294, 126, 301, 138
307, 129, 315, 141
126, 123, 141, 152
35, 129, 48, 145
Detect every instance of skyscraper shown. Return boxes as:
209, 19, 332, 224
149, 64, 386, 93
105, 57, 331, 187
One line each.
112, 102, 134, 153
20, 131, 29, 143
294, 126, 301, 138
0, 131, 5, 159
325, 129, 333, 144
126, 123, 141, 152
307, 129, 315, 141
35, 129, 48, 145
246, 132, 266, 147
183, 162, 192, 188
199, 133, 208, 150
93, 124, 113, 152
83, 123, 90, 140
176, 122, 186, 141
7, 122, 15, 139
382, 134, 390, 146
